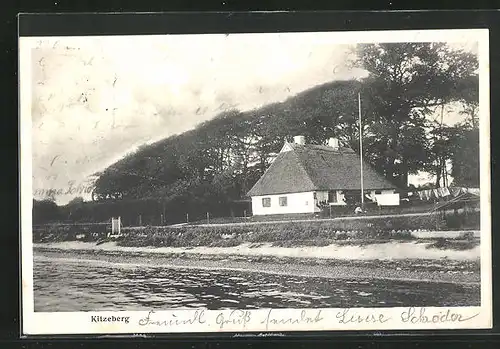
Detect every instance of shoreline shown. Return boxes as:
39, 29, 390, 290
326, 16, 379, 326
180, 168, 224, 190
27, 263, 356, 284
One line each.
33, 241, 481, 285
33, 239, 481, 260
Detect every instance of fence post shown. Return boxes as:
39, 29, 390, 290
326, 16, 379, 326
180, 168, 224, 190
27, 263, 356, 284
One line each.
160, 214, 164, 226
207, 212, 210, 224
244, 209, 247, 218
139, 215, 142, 226
186, 213, 189, 223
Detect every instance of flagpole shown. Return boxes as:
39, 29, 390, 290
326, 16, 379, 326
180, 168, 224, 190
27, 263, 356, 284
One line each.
358, 92, 364, 209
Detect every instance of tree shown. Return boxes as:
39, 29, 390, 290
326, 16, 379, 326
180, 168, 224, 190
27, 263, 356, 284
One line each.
90, 47, 479, 223
67, 196, 84, 206
353, 42, 478, 187
33, 198, 61, 223
450, 126, 480, 187
426, 121, 457, 187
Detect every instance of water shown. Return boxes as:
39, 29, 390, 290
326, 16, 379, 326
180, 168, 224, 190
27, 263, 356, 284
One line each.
32, 254, 480, 312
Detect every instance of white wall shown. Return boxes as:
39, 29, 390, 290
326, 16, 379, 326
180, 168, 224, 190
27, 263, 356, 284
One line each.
368, 189, 399, 206
368, 189, 394, 200
251, 192, 316, 215
251, 189, 398, 215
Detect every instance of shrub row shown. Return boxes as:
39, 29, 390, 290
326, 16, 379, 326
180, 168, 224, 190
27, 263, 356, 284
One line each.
32, 224, 109, 243
33, 211, 480, 246
115, 213, 444, 247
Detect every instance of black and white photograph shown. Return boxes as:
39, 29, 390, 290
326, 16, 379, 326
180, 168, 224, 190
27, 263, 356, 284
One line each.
20, 27, 491, 334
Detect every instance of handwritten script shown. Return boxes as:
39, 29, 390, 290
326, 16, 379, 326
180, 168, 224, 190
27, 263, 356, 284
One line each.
138, 310, 206, 327
33, 180, 94, 197
260, 309, 324, 331
336, 308, 390, 324
133, 307, 480, 331
400, 307, 479, 324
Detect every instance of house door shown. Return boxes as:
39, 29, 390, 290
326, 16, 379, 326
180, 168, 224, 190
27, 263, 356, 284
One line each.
328, 190, 337, 204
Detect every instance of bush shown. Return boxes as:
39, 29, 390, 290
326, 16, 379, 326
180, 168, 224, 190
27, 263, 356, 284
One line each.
440, 211, 480, 230
458, 231, 475, 240
426, 238, 479, 251
444, 215, 464, 229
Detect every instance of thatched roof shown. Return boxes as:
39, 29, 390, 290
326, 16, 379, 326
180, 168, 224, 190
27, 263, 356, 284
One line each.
247, 142, 396, 196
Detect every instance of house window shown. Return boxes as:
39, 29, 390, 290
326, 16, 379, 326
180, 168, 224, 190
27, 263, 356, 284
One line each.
262, 197, 271, 207
328, 190, 337, 203
375, 190, 382, 195
279, 196, 288, 207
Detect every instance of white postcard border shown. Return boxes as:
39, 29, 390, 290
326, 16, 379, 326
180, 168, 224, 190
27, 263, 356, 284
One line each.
20, 28, 492, 335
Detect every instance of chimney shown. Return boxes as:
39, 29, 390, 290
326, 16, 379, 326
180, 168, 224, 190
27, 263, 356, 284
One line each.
328, 137, 339, 150
293, 135, 306, 145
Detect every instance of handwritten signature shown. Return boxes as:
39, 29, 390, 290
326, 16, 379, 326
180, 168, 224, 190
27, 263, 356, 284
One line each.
400, 307, 479, 324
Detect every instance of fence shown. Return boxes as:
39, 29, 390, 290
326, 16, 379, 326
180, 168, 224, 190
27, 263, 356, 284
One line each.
32, 217, 123, 242
33, 198, 251, 227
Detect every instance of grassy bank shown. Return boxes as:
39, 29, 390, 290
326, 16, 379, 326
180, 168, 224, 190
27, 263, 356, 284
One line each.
33, 216, 480, 253
115, 225, 478, 250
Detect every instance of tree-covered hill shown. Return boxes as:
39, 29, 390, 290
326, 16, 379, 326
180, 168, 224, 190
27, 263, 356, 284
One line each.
93, 43, 478, 203
92, 78, 367, 202
33, 42, 479, 225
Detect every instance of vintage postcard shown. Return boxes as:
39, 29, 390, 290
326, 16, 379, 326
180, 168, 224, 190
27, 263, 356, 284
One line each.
20, 28, 491, 335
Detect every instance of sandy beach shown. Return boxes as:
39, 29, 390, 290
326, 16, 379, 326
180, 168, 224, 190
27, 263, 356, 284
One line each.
33, 240, 480, 285
32, 239, 480, 260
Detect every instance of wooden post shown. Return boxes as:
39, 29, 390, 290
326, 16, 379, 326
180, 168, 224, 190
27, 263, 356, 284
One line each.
244, 209, 247, 218
329, 204, 332, 218
111, 217, 121, 236
160, 214, 164, 226
186, 213, 189, 223
139, 215, 142, 226
207, 212, 210, 224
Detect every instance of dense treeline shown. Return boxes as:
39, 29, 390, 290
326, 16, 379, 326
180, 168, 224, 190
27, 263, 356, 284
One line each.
33, 43, 480, 224
33, 197, 250, 225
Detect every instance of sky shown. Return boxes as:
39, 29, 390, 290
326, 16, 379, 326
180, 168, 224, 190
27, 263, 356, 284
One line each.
24, 32, 481, 204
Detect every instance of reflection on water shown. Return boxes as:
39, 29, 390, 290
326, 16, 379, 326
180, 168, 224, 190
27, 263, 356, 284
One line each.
33, 256, 479, 312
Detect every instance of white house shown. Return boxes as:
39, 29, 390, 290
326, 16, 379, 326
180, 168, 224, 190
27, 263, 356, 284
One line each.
247, 136, 399, 215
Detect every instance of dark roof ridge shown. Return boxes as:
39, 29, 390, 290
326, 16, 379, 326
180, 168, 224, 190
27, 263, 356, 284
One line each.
291, 142, 355, 154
